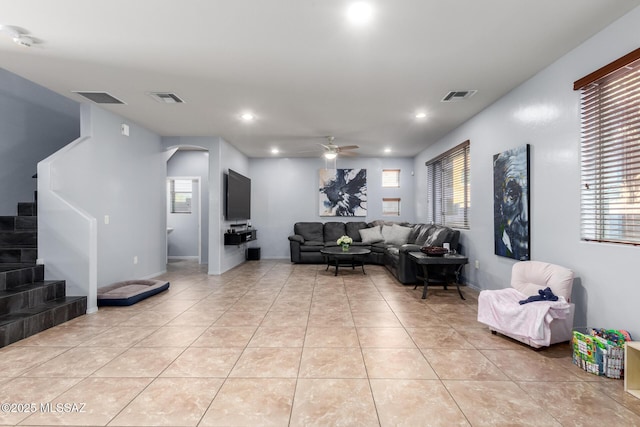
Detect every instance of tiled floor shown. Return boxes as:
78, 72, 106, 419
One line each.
1, 259, 639, 426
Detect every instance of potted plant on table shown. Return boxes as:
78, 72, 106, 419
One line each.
337, 235, 353, 252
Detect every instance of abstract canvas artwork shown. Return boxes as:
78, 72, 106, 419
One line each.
493, 144, 530, 260
319, 169, 367, 216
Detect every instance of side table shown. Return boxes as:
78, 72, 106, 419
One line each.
408, 252, 468, 299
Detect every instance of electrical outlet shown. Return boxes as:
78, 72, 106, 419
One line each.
475, 260, 480, 269
121, 123, 129, 136
104, 215, 110, 225
133, 256, 138, 264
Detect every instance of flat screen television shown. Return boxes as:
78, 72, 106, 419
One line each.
225, 169, 251, 221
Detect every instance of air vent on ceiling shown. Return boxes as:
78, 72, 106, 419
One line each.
148, 92, 185, 104
73, 91, 125, 104
441, 90, 477, 102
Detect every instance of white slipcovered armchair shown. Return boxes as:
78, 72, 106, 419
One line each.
477, 261, 575, 348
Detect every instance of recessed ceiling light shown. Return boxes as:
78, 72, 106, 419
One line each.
240, 113, 255, 121
384, 148, 392, 153
415, 112, 427, 119
346, 2, 373, 25
271, 148, 279, 154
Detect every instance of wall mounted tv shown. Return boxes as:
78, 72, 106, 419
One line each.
225, 169, 251, 221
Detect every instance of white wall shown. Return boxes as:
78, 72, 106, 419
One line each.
44, 104, 167, 295
0, 68, 80, 214
414, 6, 640, 338
250, 156, 416, 259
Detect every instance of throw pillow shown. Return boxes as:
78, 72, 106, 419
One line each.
359, 226, 384, 244
382, 224, 412, 245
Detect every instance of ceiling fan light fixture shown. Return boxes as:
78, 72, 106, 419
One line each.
324, 151, 337, 160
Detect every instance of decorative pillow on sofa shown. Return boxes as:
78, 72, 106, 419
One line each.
359, 226, 385, 244
382, 224, 412, 245
424, 227, 449, 247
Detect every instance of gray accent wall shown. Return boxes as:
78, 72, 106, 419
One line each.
0, 68, 79, 214
414, 7, 640, 338
249, 156, 416, 259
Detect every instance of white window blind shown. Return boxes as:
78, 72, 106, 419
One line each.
426, 140, 470, 229
382, 169, 400, 187
170, 179, 193, 214
382, 198, 401, 216
575, 48, 640, 245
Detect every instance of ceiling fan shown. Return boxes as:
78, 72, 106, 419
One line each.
321, 136, 359, 159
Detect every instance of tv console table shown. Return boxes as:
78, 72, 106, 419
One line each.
224, 229, 257, 245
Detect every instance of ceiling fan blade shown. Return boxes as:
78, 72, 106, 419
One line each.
339, 151, 358, 157
338, 145, 359, 151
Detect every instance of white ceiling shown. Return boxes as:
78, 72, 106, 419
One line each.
2, 0, 639, 158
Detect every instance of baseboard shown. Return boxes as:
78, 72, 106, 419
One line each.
167, 256, 199, 260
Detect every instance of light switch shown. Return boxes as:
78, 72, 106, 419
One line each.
104, 215, 110, 225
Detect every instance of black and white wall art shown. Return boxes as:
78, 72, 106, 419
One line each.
493, 144, 530, 260
319, 169, 367, 216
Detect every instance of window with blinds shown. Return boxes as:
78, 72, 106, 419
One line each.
170, 179, 193, 214
575, 48, 640, 245
425, 140, 470, 229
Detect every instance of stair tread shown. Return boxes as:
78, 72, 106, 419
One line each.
0, 280, 64, 296
0, 296, 86, 326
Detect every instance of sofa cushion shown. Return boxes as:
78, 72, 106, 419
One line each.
294, 222, 323, 242
382, 224, 412, 245
360, 226, 384, 244
409, 224, 434, 246
424, 226, 451, 247
324, 222, 347, 243
346, 222, 368, 242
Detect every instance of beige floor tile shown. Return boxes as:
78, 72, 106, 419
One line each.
214, 310, 267, 326
290, 378, 378, 426
481, 348, 583, 381
79, 326, 157, 347
370, 379, 469, 426
518, 380, 640, 425
161, 347, 243, 377
348, 299, 392, 312
444, 380, 563, 426
352, 311, 402, 327
230, 347, 302, 378
394, 309, 447, 327
134, 325, 208, 347
0, 377, 82, 425
247, 326, 306, 347
0, 346, 70, 377
15, 326, 108, 347
307, 310, 354, 327
299, 347, 367, 378
166, 309, 225, 326
200, 378, 296, 426
363, 348, 438, 379
21, 346, 125, 377
456, 326, 529, 350
304, 327, 360, 347
92, 347, 183, 377
191, 326, 257, 347
109, 377, 223, 426
422, 349, 508, 380
357, 327, 417, 348
406, 326, 475, 349
118, 310, 178, 326
20, 377, 152, 426
261, 310, 309, 327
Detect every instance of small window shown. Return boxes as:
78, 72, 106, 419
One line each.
170, 179, 192, 213
382, 198, 401, 216
382, 169, 400, 188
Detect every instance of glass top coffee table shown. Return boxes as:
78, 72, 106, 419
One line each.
320, 246, 371, 276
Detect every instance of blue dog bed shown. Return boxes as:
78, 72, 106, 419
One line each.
97, 279, 170, 306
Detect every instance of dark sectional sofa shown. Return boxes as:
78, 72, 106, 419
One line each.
288, 220, 460, 284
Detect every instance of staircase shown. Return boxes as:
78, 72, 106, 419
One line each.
0, 195, 87, 347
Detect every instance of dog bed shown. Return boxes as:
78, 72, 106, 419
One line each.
97, 279, 170, 306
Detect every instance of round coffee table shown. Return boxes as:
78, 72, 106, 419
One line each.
320, 246, 371, 276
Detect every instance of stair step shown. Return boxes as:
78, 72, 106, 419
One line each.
0, 249, 37, 264
0, 216, 37, 231
0, 264, 44, 291
0, 231, 37, 248
0, 280, 66, 314
17, 203, 37, 216
0, 296, 87, 347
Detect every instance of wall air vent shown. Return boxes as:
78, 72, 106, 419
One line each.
72, 91, 125, 104
441, 90, 477, 102
148, 92, 185, 104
